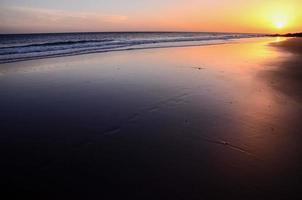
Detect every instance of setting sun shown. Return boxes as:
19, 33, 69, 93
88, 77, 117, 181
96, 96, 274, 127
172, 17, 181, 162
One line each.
271, 9, 291, 29
271, 13, 289, 30
274, 20, 286, 29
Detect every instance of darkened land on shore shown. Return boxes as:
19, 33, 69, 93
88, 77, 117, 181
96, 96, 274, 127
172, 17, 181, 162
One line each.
1, 38, 302, 199
270, 32, 302, 37
265, 38, 302, 103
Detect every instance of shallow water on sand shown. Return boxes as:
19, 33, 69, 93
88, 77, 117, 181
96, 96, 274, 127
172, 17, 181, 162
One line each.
1, 38, 301, 199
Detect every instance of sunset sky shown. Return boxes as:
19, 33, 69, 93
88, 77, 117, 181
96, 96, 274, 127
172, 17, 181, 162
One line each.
0, 0, 301, 34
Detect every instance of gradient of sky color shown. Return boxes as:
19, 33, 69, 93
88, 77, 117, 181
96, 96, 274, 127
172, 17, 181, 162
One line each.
0, 0, 301, 33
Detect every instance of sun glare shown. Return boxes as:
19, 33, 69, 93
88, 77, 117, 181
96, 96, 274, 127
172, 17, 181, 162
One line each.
274, 20, 286, 29
271, 11, 290, 30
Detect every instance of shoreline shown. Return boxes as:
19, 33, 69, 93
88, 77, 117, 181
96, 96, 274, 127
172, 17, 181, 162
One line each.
0, 35, 266, 64
0, 41, 232, 64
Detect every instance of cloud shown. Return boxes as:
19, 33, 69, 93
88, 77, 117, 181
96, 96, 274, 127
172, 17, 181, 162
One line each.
0, 7, 128, 33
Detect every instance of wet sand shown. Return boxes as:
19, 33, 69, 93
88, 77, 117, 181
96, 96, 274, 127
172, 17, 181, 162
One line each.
1, 38, 302, 199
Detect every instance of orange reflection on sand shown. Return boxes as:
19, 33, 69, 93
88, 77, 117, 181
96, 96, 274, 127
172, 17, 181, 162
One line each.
164, 38, 281, 78
165, 37, 292, 158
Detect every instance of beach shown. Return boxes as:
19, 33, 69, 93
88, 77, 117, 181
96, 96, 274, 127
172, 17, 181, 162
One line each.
1, 37, 302, 199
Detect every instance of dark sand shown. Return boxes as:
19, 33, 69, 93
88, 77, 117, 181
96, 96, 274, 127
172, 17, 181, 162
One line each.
266, 38, 302, 103
1, 38, 302, 199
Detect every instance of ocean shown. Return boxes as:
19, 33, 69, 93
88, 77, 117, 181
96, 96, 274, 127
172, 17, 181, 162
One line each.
0, 32, 262, 63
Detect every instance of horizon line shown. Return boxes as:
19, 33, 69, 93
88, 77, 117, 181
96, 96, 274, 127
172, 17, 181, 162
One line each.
0, 30, 268, 35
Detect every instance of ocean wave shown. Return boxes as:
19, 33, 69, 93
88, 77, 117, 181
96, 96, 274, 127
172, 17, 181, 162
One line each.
0, 39, 115, 50
0, 32, 263, 64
